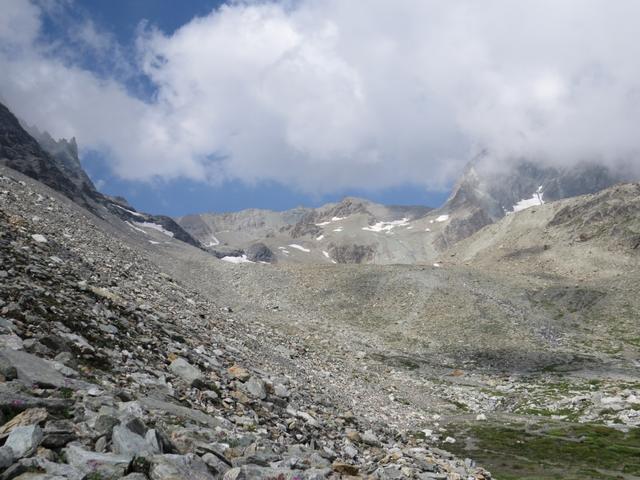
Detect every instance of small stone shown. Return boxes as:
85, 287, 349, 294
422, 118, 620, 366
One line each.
31, 234, 47, 243
345, 430, 361, 443
332, 461, 359, 476
274, 384, 289, 398
362, 430, 381, 447
476, 414, 487, 421
244, 376, 267, 399
169, 357, 203, 384
228, 365, 250, 382
94, 415, 119, 436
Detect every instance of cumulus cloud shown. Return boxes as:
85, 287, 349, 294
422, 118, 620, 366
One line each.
1, 0, 639, 194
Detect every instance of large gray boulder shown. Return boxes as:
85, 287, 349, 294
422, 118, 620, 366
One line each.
5, 424, 43, 458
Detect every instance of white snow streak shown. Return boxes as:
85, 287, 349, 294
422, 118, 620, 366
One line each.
289, 244, 311, 253
362, 218, 409, 233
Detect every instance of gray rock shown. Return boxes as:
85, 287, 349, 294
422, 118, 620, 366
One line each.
201, 452, 231, 475
0, 334, 23, 350
246, 243, 274, 263
169, 357, 203, 384
5, 425, 43, 458
64, 444, 131, 477
148, 453, 216, 480
123, 474, 149, 480
140, 397, 223, 428
0, 445, 15, 469
94, 414, 119, 436
223, 466, 315, 479
243, 376, 267, 400
362, 430, 382, 447
0, 349, 67, 388
17, 456, 82, 479
274, 383, 289, 398
112, 424, 158, 456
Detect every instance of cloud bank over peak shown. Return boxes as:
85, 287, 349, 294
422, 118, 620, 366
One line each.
1, 0, 640, 195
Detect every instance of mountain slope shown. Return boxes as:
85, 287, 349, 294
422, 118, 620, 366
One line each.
433, 156, 628, 249
177, 197, 436, 264
0, 101, 201, 248
177, 157, 631, 265
445, 182, 640, 278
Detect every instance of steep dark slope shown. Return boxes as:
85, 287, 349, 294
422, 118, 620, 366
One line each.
0, 101, 201, 248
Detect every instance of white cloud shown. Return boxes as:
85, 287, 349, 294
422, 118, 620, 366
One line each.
1, 0, 640, 194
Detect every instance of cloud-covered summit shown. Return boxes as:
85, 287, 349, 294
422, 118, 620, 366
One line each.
1, 0, 639, 195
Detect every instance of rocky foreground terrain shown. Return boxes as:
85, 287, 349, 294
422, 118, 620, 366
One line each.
0, 167, 492, 479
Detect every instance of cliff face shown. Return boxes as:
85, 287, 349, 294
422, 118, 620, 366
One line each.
0, 101, 202, 248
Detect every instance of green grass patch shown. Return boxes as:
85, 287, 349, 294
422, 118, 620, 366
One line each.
442, 421, 640, 480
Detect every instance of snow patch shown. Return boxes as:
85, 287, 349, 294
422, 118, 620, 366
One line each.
148, 240, 161, 245
511, 189, 544, 213
133, 221, 175, 238
333, 227, 343, 232
221, 255, 253, 264
316, 235, 324, 241
114, 204, 145, 219
315, 216, 347, 227
435, 215, 450, 223
205, 234, 220, 247
126, 222, 148, 235
289, 244, 311, 253
362, 218, 409, 233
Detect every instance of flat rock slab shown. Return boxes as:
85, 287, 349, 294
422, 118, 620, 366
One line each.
0, 349, 68, 389
223, 466, 329, 479
149, 453, 216, 480
64, 444, 132, 477
140, 397, 222, 428
0, 408, 48, 436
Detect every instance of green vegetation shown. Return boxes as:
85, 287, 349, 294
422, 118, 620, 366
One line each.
442, 421, 640, 480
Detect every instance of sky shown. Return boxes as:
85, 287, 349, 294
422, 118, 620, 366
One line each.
1, 1, 640, 216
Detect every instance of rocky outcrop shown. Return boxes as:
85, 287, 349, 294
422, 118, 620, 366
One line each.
0, 101, 201, 248
328, 244, 375, 264
245, 243, 274, 263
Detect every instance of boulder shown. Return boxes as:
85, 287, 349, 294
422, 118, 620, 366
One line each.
112, 424, 159, 456
0, 349, 68, 388
148, 453, 216, 480
246, 243, 274, 263
169, 357, 203, 384
243, 376, 267, 400
5, 425, 43, 458
64, 444, 131, 477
